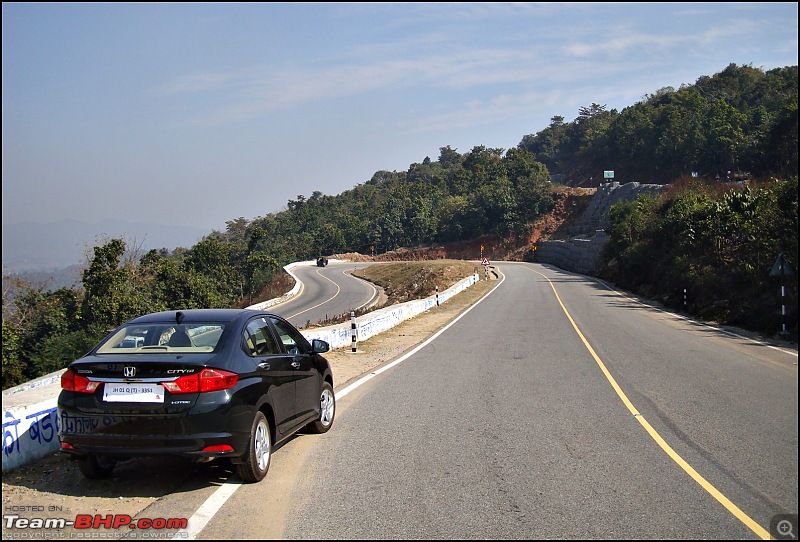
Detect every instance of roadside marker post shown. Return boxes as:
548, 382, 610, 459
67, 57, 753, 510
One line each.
770, 253, 794, 336
351, 311, 357, 352
482, 257, 490, 281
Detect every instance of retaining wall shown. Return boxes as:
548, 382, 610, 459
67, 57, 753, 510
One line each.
536, 182, 664, 275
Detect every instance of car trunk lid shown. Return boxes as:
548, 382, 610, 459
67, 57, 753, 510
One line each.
65, 354, 217, 415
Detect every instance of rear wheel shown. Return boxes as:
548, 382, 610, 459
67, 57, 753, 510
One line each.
236, 411, 271, 483
78, 454, 117, 479
306, 381, 335, 434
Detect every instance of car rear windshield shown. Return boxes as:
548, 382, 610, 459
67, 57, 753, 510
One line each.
95, 323, 225, 354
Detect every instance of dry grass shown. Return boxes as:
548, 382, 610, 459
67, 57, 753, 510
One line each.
244, 268, 297, 308
352, 260, 480, 305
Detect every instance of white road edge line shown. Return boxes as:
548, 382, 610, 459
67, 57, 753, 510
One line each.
337, 271, 504, 399
173, 480, 241, 539
174, 270, 505, 539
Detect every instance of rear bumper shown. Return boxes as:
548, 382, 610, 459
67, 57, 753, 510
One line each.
57, 405, 253, 461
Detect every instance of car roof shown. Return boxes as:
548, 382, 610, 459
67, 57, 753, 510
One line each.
126, 309, 270, 325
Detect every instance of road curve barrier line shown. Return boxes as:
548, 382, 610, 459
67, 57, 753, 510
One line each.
337, 270, 505, 400
529, 266, 771, 540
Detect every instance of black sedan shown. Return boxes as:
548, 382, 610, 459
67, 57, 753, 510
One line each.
57, 309, 335, 483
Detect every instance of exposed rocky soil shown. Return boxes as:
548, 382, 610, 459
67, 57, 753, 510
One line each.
334, 187, 598, 265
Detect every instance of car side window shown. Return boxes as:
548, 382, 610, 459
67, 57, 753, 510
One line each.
269, 317, 306, 356
243, 318, 280, 357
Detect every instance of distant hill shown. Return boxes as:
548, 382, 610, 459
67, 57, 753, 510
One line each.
2, 264, 85, 292
2, 219, 211, 274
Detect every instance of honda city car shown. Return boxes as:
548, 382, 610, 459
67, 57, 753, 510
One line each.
57, 309, 335, 483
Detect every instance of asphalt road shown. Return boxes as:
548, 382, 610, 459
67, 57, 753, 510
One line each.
276, 262, 797, 539
3, 262, 795, 540
269, 261, 379, 328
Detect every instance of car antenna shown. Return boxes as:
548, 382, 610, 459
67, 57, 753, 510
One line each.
176, 311, 185, 325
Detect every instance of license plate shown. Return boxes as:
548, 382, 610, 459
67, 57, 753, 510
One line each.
103, 383, 165, 403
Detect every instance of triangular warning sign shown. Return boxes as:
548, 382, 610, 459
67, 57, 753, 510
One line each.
770, 253, 794, 277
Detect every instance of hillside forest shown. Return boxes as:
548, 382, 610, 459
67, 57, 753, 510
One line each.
3, 63, 797, 390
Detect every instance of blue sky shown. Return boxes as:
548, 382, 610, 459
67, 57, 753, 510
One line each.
3, 2, 798, 234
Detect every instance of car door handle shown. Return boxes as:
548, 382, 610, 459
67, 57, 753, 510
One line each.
290, 361, 300, 369
258, 362, 270, 370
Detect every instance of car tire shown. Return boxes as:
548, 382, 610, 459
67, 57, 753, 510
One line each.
306, 381, 335, 434
78, 454, 117, 479
236, 411, 271, 483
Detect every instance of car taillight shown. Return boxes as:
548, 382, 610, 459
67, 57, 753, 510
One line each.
61, 368, 101, 394
162, 368, 238, 394
202, 444, 234, 453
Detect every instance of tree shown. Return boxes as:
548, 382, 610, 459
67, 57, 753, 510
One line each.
702, 99, 747, 176
81, 238, 136, 330
2, 283, 88, 386
2, 323, 24, 389
438, 145, 463, 168
519, 115, 567, 172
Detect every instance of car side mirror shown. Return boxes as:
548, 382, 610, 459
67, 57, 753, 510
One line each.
311, 339, 330, 354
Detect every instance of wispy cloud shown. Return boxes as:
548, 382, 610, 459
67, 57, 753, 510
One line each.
154, 9, 779, 129
154, 42, 606, 127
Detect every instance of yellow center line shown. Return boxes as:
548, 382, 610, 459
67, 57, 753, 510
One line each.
532, 268, 771, 540
287, 268, 341, 320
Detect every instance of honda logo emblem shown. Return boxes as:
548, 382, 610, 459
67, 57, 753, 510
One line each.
123, 366, 136, 378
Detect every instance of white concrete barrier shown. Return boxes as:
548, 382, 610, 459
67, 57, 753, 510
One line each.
246, 259, 310, 310
302, 272, 479, 348
3, 373, 63, 472
1, 262, 480, 472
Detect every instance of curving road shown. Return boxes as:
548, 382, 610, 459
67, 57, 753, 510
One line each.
276, 262, 797, 539
269, 260, 380, 329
